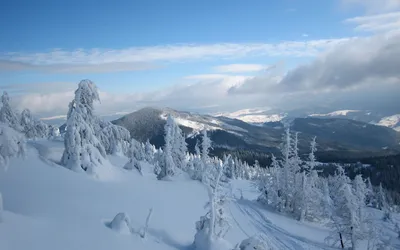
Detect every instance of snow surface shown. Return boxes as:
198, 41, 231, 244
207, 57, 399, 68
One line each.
310, 110, 360, 117
159, 111, 248, 135
376, 114, 400, 131
216, 109, 286, 124
0, 139, 399, 250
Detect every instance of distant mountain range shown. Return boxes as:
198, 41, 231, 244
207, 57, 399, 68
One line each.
112, 107, 400, 159
217, 108, 400, 131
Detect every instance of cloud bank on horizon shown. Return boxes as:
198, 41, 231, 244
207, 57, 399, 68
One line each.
0, 0, 399, 118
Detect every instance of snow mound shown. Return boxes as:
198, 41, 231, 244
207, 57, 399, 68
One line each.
237, 237, 271, 250
193, 231, 232, 250
123, 158, 143, 175
107, 212, 132, 235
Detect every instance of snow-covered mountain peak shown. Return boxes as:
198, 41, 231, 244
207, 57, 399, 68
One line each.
309, 110, 360, 117
215, 108, 286, 124
376, 114, 400, 131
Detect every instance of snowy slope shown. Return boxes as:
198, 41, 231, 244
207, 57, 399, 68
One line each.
1, 140, 398, 250
376, 114, 400, 132
309, 110, 360, 117
216, 109, 286, 124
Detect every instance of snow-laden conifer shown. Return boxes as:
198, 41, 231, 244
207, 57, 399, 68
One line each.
0, 92, 21, 131
194, 155, 231, 250
20, 109, 50, 139
96, 120, 130, 156
157, 115, 176, 179
61, 80, 107, 174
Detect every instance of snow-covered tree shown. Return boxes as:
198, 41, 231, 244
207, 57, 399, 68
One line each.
279, 128, 301, 213
322, 180, 333, 219
20, 109, 50, 139
223, 154, 236, 179
157, 115, 188, 179
307, 136, 317, 171
0, 123, 25, 222
365, 177, 374, 207
129, 139, 145, 161
124, 138, 146, 174
157, 115, 176, 180
353, 175, 367, 218
377, 183, 392, 221
144, 139, 156, 163
153, 148, 163, 176
0, 92, 21, 131
48, 125, 61, 138
171, 119, 187, 170
295, 137, 323, 221
201, 129, 212, 164
327, 166, 369, 249
188, 141, 204, 181
61, 80, 107, 175
96, 120, 130, 156
194, 156, 231, 250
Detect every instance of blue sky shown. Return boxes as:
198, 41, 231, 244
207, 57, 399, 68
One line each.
0, 0, 356, 90
0, 0, 399, 116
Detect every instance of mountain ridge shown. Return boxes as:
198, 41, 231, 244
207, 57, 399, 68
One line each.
112, 107, 400, 159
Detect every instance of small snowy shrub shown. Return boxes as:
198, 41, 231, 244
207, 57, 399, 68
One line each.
108, 212, 133, 235
123, 157, 143, 175
139, 208, 153, 238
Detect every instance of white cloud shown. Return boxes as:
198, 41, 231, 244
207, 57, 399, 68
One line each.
230, 33, 400, 95
341, 0, 400, 13
0, 60, 157, 74
345, 11, 400, 33
184, 74, 230, 80
1, 82, 77, 94
5, 32, 400, 117
213, 64, 266, 73
0, 39, 350, 73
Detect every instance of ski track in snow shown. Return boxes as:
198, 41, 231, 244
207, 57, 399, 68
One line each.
230, 198, 337, 250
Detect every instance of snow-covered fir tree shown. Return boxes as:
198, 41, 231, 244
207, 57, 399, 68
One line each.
280, 127, 300, 213
258, 154, 283, 211
295, 137, 323, 221
365, 177, 374, 207
327, 166, 371, 249
96, 119, 131, 156
188, 141, 204, 181
201, 129, 212, 165
157, 115, 188, 179
194, 155, 231, 250
124, 138, 146, 174
144, 139, 156, 163
0, 92, 21, 131
157, 115, 176, 180
223, 154, 236, 179
171, 118, 187, 170
377, 183, 392, 221
20, 109, 50, 139
0, 123, 25, 222
61, 79, 107, 174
